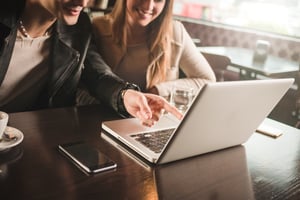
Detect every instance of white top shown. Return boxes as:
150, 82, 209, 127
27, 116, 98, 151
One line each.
0, 31, 51, 111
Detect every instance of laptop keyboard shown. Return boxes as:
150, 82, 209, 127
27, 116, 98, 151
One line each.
130, 129, 175, 153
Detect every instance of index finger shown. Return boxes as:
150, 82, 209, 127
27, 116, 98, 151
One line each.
162, 101, 184, 120
143, 93, 183, 120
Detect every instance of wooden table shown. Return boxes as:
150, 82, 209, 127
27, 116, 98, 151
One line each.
1, 104, 300, 199
198, 46, 299, 80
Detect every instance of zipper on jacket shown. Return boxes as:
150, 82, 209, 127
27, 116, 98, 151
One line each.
0, 38, 9, 55
0, 38, 12, 86
49, 52, 80, 106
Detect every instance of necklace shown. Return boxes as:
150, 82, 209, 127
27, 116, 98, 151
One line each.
18, 20, 31, 38
18, 20, 51, 38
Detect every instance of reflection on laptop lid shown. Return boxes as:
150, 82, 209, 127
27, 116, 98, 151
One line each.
101, 133, 254, 199
155, 146, 255, 199
102, 78, 294, 164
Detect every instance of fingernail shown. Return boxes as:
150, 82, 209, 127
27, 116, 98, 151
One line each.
145, 112, 151, 119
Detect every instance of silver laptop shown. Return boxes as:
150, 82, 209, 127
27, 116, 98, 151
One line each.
101, 78, 294, 164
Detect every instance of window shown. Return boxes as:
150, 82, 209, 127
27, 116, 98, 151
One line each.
173, 0, 300, 38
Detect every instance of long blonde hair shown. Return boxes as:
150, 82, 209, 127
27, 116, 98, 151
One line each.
110, 0, 174, 89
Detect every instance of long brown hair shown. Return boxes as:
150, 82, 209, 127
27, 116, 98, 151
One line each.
110, 0, 174, 89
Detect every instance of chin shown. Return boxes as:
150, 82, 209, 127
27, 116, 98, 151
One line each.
62, 16, 79, 25
136, 21, 151, 27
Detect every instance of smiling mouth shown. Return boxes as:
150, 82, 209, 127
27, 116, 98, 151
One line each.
137, 9, 153, 17
65, 7, 82, 16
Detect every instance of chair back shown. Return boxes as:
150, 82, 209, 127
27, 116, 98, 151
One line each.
201, 52, 231, 81
179, 51, 238, 81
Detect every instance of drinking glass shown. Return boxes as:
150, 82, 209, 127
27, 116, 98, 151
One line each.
170, 86, 195, 113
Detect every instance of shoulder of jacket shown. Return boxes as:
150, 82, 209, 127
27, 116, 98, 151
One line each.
171, 20, 185, 46
173, 20, 184, 28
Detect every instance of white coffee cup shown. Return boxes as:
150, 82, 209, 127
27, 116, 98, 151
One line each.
0, 111, 9, 139
170, 86, 195, 113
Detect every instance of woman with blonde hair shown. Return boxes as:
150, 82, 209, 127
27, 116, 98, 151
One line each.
1, 0, 183, 126
92, 0, 216, 98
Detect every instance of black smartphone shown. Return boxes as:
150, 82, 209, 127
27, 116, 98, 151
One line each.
58, 142, 117, 174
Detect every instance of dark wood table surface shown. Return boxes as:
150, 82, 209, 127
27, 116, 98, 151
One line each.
198, 46, 299, 80
1, 104, 300, 200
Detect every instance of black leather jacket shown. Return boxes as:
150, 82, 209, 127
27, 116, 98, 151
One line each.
0, 1, 137, 114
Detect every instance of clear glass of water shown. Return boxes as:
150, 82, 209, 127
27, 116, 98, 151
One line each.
170, 87, 195, 113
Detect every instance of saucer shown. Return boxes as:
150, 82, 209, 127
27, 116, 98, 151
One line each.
0, 126, 24, 152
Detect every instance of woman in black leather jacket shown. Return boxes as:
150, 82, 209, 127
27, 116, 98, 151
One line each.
0, 0, 182, 125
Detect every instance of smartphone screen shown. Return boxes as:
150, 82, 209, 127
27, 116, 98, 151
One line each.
58, 142, 117, 174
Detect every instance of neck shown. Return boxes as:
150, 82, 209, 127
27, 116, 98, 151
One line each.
20, 1, 56, 38
127, 25, 148, 45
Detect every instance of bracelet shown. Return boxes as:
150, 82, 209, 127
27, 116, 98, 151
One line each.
119, 83, 140, 99
121, 89, 128, 99
117, 82, 140, 117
